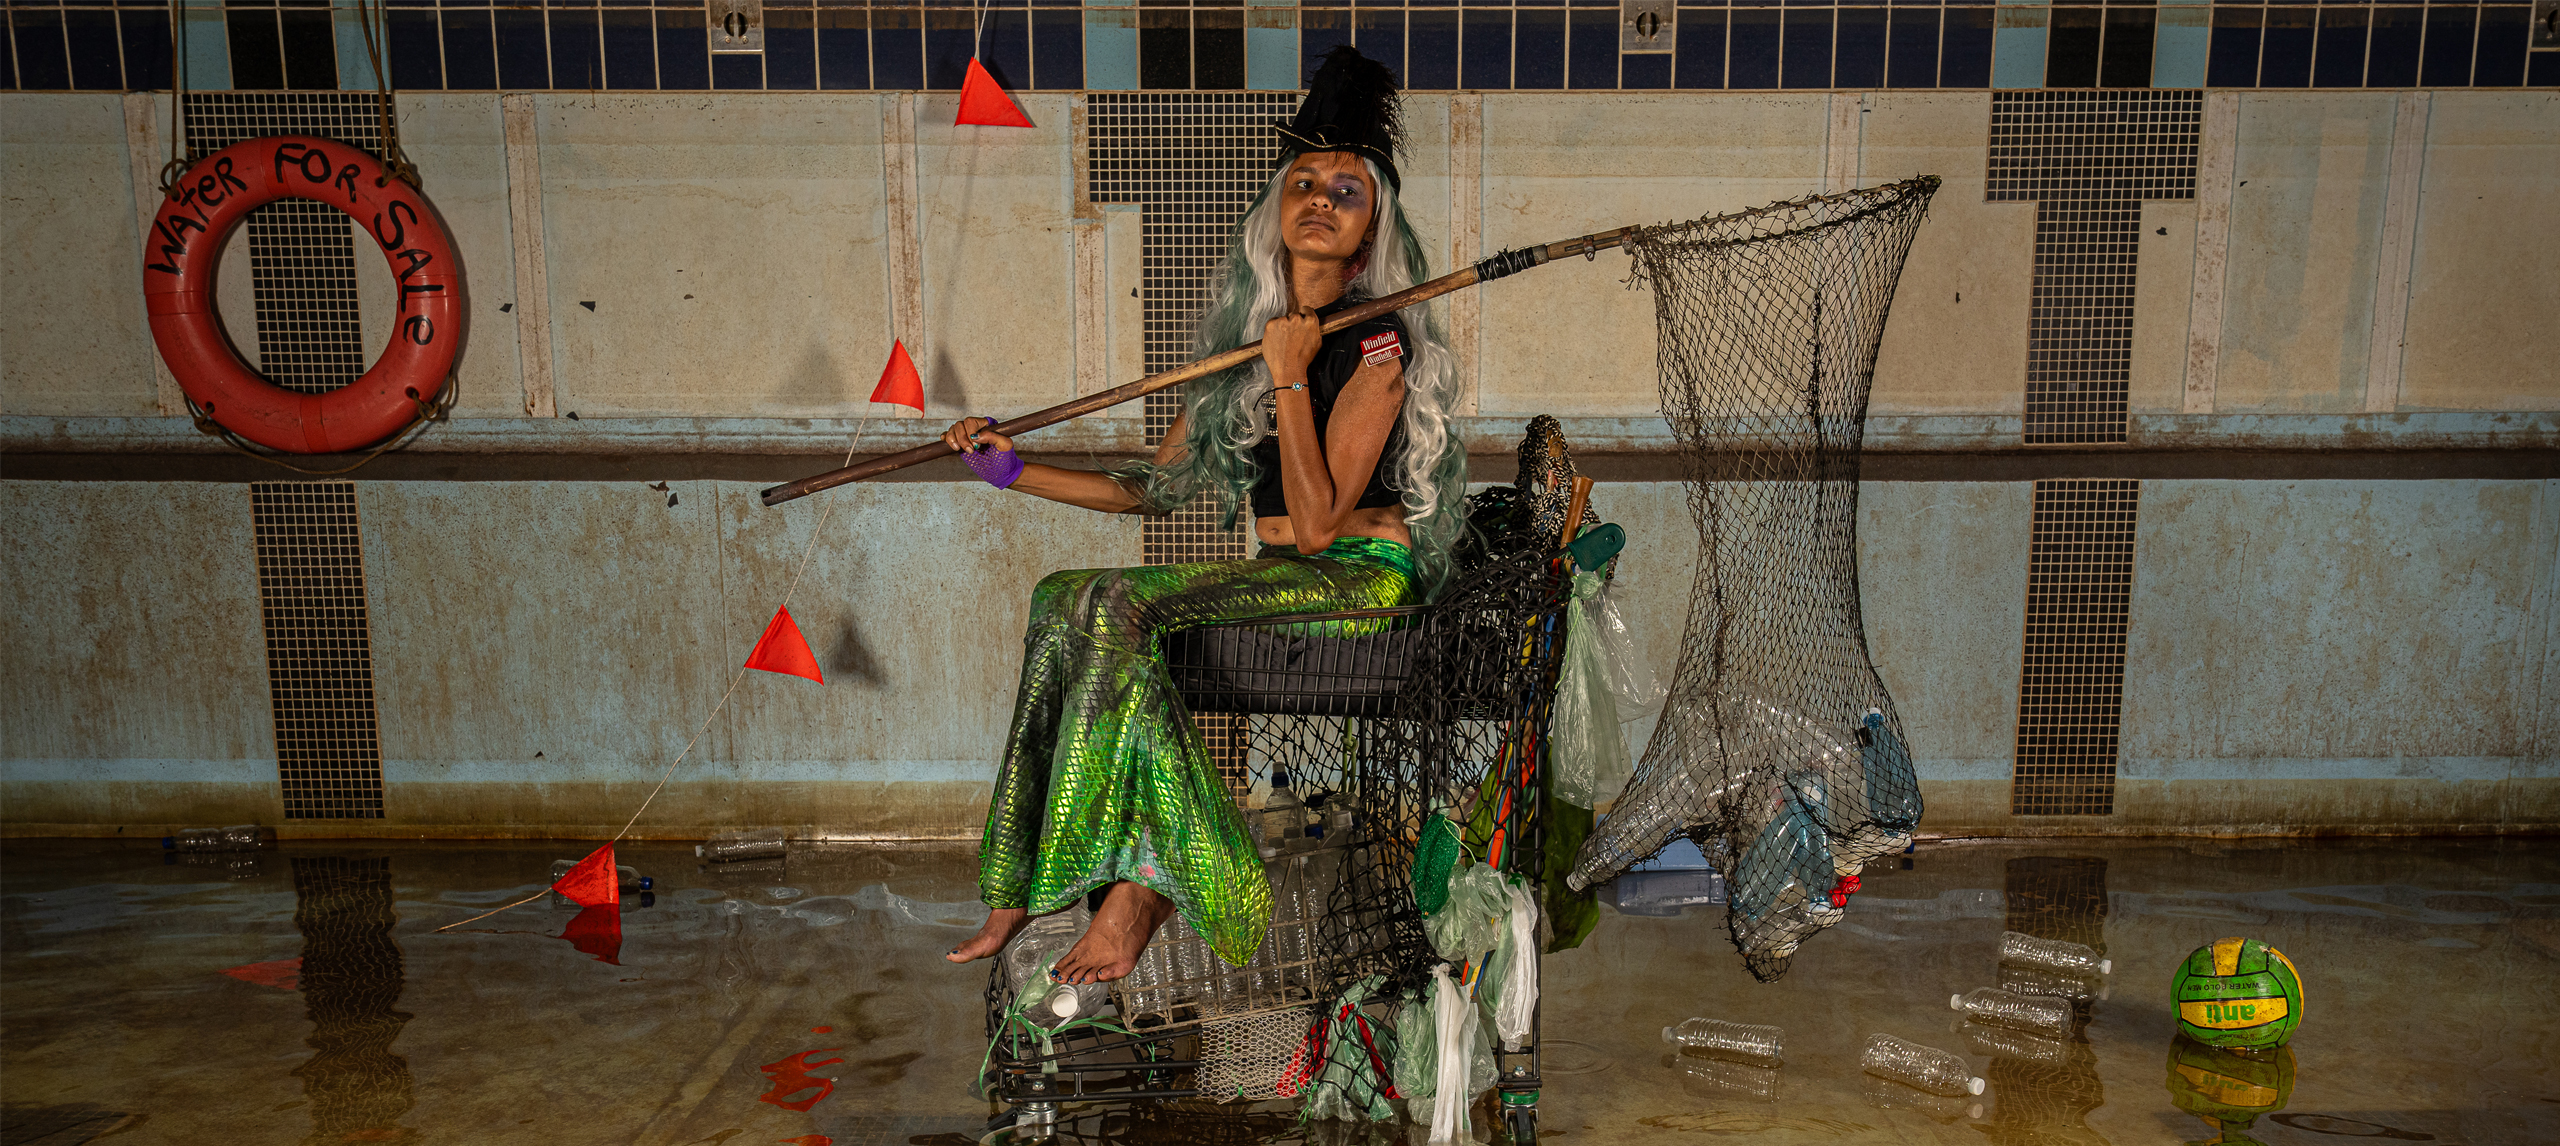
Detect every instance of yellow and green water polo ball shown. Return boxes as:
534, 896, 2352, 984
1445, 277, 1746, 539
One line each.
2173, 937, 2303, 1048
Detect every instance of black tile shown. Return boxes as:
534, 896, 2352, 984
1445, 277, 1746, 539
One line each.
1139, 9, 1188, 87
656, 7, 709, 88
1197, 8, 1243, 87
2418, 6, 2470, 86
1729, 6, 1778, 85
280, 8, 339, 89
1885, 5, 1936, 87
1780, 6, 1830, 86
814, 8, 867, 89
2100, 6, 2152, 86
387, 9, 444, 89
1029, 9, 1078, 88
2259, 6, 2313, 86
15, 9, 72, 90
2363, 5, 2419, 85
1460, 8, 1509, 87
1515, 8, 1564, 85
1568, 8, 1615, 86
2208, 5, 2260, 85
765, 8, 814, 88
1942, 4, 1991, 85
1354, 7, 1403, 81
2046, 6, 2101, 86
1836, 5, 1885, 86
550, 7, 603, 89
1408, 6, 1457, 88
118, 9, 171, 90
228, 8, 286, 89
869, 6, 922, 89
924, 7, 971, 88
1675, 8, 1725, 87
441, 8, 497, 89
979, 7, 1032, 90
2471, 4, 2525, 84
602, 8, 653, 88
1302, 10, 1353, 71
2312, 6, 2365, 85
2529, 46, 2560, 86
495, 7, 550, 88
711, 45, 761, 87
1623, 46, 1671, 86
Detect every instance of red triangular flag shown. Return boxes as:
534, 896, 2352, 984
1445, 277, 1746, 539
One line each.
551, 843, 621, 908
869, 340, 924, 412
745, 606, 825, 683
955, 58, 1034, 128
557, 902, 623, 964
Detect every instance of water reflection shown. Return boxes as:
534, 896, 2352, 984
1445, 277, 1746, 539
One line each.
1665, 1049, 1783, 1101
1860, 1072, 1983, 1123
286, 856, 414, 1145
1977, 856, 2109, 1146
2163, 1035, 2295, 1145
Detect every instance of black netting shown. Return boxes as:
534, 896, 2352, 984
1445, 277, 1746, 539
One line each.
1566, 177, 1941, 982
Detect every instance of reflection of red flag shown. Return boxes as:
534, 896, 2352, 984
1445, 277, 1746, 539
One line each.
551, 843, 621, 908
869, 340, 924, 411
745, 607, 824, 683
220, 957, 303, 990
758, 1047, 845, 1112
557, 902, 623, 965
955, 58, 1033, 128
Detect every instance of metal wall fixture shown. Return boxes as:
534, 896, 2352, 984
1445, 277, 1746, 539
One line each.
709, 0, 766, 54
250, 482, 389, 820
2011, 479, 2140, 817
1621, 0, 1677, 53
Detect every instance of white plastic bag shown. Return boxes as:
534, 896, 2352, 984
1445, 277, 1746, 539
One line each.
1551, 574, 1633, 808
1491, 880, 1540, 1046
1584, 577, 1664, 722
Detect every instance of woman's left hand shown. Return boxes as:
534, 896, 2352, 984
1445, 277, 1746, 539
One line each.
1261, 307, 1324, 389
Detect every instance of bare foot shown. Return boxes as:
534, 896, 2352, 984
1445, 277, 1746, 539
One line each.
1051, 882, 1176, 985
945, 906, 1029, 964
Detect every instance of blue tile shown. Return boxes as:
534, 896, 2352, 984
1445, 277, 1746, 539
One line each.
1836, 6, 1886, 86
1623, 46, 1672, 86
2361, 4, 2418, 86
870, 7, 922, 89
1460, 7, 1509, 87
1729, 6, 1778, 85
1354, 7, 1404, 81
2259, 6, 2312, 86
550, 8, 603, 89
602, 8, 653, 88
387, 9, 444, 88
1407, 6, 1455, 88
1941, 5, 1992, 84
1082, 10, 1132, 89
2471, 3, 2525, 85
1515, 8, 1564, 85
925, 11, 971, 88
1676, 7, 1725, 87
1243, 17, 1291, 88
334, 2, 381, 90
815, 9, 867, 88
441, 8, 497, 88
2417, 6, 2470, 86
2151, 4, 2210, 87
1886, 5, 1937, 86
711, 45, 762, 87
656, 8, 709, 88
1567, 8, 1615, 86
181, 3, 232, 91
979, 7, 1030, 88
2206, 7, 2259, 84
1033, 8, 1081, 87
766, 8, 815, 88
1990, 6, 2045, 87
495, 7, 549, 87
1780, 6, 1830, 86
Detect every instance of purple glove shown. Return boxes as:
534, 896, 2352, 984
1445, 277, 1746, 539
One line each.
961, 417, 1024, 489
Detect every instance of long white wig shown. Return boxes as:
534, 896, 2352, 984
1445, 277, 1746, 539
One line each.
1116, 159, 1468, 598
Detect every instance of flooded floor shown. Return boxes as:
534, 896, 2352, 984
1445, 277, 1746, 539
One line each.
3, 836, 2554, 1146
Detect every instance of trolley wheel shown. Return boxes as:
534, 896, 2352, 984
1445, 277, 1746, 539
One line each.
1502, 1103, 1538, 1145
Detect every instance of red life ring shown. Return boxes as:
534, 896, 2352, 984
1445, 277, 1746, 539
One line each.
143, 135, 463, 454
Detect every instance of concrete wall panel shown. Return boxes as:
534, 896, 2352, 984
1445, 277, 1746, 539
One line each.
1865, 93, 2035, 416
2400, 92, 2560, 412
536, 95, 891, 418
1858, 482, 2034, 801
1477, 94, 1827, 419
1, 95, 158, 416
2130, 200, 2200, 415
913, 94, 1073, 419
398, 94, 525, 420
2216, 93, 2396, 413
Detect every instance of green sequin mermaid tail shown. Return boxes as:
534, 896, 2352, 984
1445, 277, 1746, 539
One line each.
979, 536, 1416, 967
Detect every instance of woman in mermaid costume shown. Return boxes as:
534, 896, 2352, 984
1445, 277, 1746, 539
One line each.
942, 47, 1466, 984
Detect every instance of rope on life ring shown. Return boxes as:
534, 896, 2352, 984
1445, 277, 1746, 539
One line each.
143, 134, 463, 455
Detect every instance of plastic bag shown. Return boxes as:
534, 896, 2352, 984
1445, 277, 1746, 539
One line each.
1390, 989, 1437, 1104
1584, 576, 1664, 722
1490, 880, 1540, 1046
1549, 583, 1631, 809
1423, 964, 1495, 1144
1424, 861, 1510, 964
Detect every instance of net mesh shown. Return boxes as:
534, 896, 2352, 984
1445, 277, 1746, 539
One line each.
1565, 177, 1941, 982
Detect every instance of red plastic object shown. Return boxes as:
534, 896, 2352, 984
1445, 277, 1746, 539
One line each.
1828, 874, 1862, 908
142, 136, 461, 453
551, 843, 622, 908
869, 339, 925, 411
746, 607, 825, 683
955, 58, 1034, 127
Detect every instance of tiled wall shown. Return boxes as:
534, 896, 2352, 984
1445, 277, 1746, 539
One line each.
6, 0, 2552, 94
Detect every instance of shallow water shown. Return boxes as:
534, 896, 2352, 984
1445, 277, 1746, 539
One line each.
2, 836, 2553, 1145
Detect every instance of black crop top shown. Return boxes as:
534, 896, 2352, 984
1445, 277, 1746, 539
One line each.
1247, 296, 1408, 521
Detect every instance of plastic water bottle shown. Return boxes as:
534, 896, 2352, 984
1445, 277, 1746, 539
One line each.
1999, 931, 2112, 976
2002, 966, 2106, 1003
552, 859, 653, 891
1951, 986, 2074, 1037
697, 827, 786, 863
163, 825, 263, 852
1004, 908, 1110, 1025
1662, 1018, 1784, 1066
1858, 709, 1923, 834
1860, 1034, 1984, 1097
1727, 789, 1841, 959
1256, 770, 1306, 860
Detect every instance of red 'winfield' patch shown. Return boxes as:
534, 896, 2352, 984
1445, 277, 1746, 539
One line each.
1360, 331, 1403, 366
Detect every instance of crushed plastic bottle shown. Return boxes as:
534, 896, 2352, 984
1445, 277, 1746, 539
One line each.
1662, 1018, 1783, 1067
162, 825, 264, 852
1951, 986, 2075, 1038
1858, 709, 1923, 840
1860, 1033, 1984, 1097
1004, 906, 1111, 1026
551, 859, 653, 892
1727, 788, 1842, 959
1999, 931, 2112, 976
697, 827, 786, 863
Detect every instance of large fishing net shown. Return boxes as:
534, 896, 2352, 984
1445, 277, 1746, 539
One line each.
1566, 176, 1941, 982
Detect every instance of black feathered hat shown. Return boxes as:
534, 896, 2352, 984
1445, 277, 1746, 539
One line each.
1276, 45, 1406, 191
